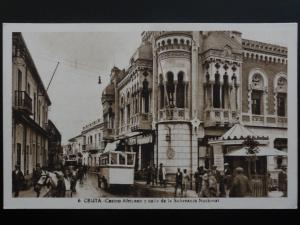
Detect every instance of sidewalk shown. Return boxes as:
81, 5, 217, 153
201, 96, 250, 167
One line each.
134, 181, 198, 197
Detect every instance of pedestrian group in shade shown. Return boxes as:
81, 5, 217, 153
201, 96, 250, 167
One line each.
12, 163, 88, 198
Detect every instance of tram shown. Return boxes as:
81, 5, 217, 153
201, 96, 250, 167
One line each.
98, 141, 136, 189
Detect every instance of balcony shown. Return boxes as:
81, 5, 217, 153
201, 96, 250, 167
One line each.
158, 108, 189, 121
14, 90, 32, 115
204, 108, 237, 127
85, 143, 102, 153
241, 113, 287, 128
131, 113, 152, 131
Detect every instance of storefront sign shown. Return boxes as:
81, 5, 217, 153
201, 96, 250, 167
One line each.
128, 137, 137, 145
137, 134, 152, 145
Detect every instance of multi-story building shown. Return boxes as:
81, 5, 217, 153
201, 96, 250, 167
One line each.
81, 118, 105, 170
66, 119, 105, 170
47, 119, 62, 169
67, 134, 83, 161
12, 32, 52, 182
102, 31, 287, 182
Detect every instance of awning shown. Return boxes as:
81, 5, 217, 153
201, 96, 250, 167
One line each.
103, 140, 120, 153
125, 131, 142, 138
209, 122, 269, 145
226, 146, 288, 157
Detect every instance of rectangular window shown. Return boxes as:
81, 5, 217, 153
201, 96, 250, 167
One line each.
127, 105, 130, 123
277, 93, 286, 117
17, 69, 22, 91
251, 90, 262, 115
27, 83, 30, 96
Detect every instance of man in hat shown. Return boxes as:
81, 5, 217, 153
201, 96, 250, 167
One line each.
223, 163, 232, 197
12, 164, 24, 197
229, 167, 252, 197
174, 168, 183, 197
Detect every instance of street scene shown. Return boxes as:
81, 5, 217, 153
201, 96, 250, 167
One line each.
11, 30, 288, 199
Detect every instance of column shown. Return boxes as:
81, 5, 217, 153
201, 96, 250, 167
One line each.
152, 47, 158, 122
174, 81, 177, 107
191, 32, 199, 118
211, 83, 214, 108
138, 145, 142, 170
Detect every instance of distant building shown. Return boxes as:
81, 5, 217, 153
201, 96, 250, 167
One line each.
12, 32, 54, 182
66, 118, 105, 170
101, 31, 287, 182
81, 119, 105, 170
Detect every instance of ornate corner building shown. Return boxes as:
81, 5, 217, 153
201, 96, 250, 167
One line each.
102, 31, 287, 181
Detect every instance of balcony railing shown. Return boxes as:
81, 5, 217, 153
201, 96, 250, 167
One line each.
14, 90, 32, 114
241, 113, 287, 128
131, 113, 152, 131
86, 143, 102, 152
204, 108, 237, 127
118, 113, 153, 134
158, 108, 189, 121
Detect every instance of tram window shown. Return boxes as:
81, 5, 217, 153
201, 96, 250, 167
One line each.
127, 154, 134, 165
119, 153, 125, 165
110, 153, 118, 164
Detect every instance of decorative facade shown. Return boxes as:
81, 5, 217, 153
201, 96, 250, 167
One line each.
101, 31, 288, 182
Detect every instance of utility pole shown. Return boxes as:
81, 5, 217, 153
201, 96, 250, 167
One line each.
46, 62, 60, 91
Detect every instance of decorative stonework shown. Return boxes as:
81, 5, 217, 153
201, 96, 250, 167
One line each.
158, 50, 191, 60
166, 147, 175, 159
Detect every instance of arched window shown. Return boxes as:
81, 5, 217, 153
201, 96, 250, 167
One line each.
166, 72, 175, 107
213, 72, 221, 108
251, 73, 264, 115
142, 79, 149, 113
222, 73, 229, 108
275, 75, 287, 117
159, 74, 164, 109
176, 72, 185, 108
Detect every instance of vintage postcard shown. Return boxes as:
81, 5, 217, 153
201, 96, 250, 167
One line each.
2, 23, 298, 209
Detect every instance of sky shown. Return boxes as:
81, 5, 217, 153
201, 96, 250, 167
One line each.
22, 28, 290, 144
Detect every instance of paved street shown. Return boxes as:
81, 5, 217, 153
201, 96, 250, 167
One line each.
15, 172, 199, 198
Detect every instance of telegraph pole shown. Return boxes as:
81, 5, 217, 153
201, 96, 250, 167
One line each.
46, 62, 60, 91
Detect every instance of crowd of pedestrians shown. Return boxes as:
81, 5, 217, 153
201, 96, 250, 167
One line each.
142, 162, 256, 198
12, 163, 89, 198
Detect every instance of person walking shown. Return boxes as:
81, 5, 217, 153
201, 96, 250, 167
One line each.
278, 165, 287, 197
159, 163, 167, 188
212, 165, 221, 196
55, 172, 66, 197
32, 164, 42, 197
12, 165, 24, 197
146, 165, 152, 185
77, 166, 84, 185
229, 167, 252, 197
70, 168, 78, 194
208, 169, 218, 197
174, 168, 183, 197
194, 166, 205, 195
182, 169, 190, 197
83, 164, 88, 180
151, 164, 158, 186
63, 170, 72, 197
199, 173, 210, 197
223, 163, 232, 197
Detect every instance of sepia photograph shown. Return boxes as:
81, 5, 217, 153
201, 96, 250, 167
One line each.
2, 23, 297, 209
